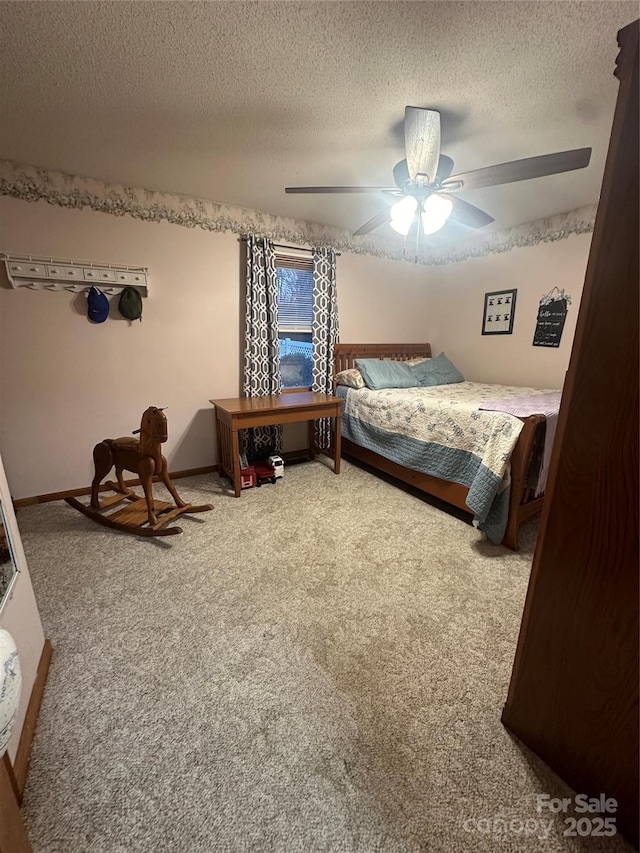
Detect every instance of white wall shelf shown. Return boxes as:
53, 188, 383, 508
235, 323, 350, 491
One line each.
1, 253, 149, 296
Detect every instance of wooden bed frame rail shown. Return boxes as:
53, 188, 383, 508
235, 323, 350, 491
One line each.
334, 343, 545, 551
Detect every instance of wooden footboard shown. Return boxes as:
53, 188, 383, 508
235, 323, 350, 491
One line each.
502, 414, 545, 551
334, 343, 546, 551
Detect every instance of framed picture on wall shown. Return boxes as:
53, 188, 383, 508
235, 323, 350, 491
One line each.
482, 289, 517, 335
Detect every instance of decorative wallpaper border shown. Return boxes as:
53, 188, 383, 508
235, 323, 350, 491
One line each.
0, 159, 595, 267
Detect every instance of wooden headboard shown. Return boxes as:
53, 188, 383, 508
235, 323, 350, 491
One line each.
333, 343, 432, 374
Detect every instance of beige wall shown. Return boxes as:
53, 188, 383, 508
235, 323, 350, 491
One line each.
0, 195, 592, 500
426, 234, 592, 389
0, 196, 430, 499
337, 250, 430, 342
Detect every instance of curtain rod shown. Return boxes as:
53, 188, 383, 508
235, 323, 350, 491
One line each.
238, 237, 340, 256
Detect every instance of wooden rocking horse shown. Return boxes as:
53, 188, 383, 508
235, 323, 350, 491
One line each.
65, 406, 213, 537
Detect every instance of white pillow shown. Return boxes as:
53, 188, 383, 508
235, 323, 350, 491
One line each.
335, 368, 366, 389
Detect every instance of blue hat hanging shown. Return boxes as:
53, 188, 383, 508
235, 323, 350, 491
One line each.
87, 286, 109, 323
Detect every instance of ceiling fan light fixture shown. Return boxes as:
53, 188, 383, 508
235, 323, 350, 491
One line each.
421, 193, 453, 235
390, 218, 412, 236
424, 193, 453, 219
286, 104, 592, 240
421, 214, 447, 235
390, 195, 418, 236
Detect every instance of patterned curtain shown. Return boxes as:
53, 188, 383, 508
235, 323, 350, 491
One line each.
311, 247, 340, 452
242, 236, 282, 457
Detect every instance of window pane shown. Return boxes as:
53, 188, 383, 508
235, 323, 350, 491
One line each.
277, 261, 313, 388
277, 266, 313, 330
279, 331, 312, 388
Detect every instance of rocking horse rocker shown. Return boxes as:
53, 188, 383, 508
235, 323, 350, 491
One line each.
65, 406, 213, 537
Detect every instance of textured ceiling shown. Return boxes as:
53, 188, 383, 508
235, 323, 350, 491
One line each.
0, 1, 635, 245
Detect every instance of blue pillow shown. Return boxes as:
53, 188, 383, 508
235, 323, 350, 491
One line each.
355, 358, 418, 390
409, 352, 464, 386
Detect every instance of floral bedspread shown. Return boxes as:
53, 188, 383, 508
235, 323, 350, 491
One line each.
337, 381, 551, 543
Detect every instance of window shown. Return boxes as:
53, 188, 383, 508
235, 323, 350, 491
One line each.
276, 255, 314, 389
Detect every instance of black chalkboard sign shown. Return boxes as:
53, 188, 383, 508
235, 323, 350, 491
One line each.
533, 295, 569, 348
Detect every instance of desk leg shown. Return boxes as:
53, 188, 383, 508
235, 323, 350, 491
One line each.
214, 413, 223, 476
334, 408, 342, 474
231, 426, 241, 497
308, 420, 316, 460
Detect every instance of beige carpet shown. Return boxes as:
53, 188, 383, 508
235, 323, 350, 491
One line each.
17, 460, 632, 852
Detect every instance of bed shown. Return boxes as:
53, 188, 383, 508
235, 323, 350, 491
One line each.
333, 343, 555, 550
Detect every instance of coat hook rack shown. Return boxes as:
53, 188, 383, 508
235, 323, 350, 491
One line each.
1, 253, 149, 297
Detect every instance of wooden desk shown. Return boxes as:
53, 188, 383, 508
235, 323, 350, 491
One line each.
210, 392, 344, 496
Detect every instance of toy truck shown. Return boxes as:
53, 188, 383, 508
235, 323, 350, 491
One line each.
267, 455, 285, 478
253, 460, 277, 486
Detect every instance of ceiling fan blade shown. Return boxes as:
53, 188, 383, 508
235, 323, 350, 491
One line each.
441, 147, 592, 192
352, 206, 393, 237
435, 155, 454, 183
393, 159, 410, 188
443, 194, 495, 228
285, 186, 398, 194
404, 107, 441, 184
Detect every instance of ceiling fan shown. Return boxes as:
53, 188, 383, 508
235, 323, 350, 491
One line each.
285, 107, 592, 239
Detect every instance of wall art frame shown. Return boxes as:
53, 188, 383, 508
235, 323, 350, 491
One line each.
482, 288, 517, 335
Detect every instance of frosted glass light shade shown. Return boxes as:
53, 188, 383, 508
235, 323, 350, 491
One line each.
421, 213, 447, 235
391, 218, 412, 236
421, 193, 453, 235
391, 195, 418, 219
424, 194, 453, 219
390, 195, 418, 236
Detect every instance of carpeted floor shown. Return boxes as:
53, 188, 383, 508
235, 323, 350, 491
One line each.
17, 460, 632, 852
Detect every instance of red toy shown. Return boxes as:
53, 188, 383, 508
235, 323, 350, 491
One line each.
253, 460, 277, 486
240, 466, 257, 489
